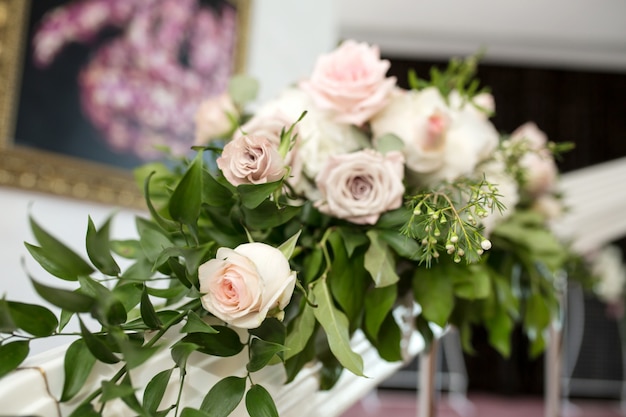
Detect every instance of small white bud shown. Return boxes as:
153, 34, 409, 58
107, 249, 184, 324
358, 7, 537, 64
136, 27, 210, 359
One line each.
457, 248, 465, 257
480, 239, 492, 250
450, 235, 459, 243
476, 249, 484, 255
422, 238, 429, 245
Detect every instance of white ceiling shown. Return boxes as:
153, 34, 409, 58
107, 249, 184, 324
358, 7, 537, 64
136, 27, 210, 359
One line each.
337, 0, 626, 72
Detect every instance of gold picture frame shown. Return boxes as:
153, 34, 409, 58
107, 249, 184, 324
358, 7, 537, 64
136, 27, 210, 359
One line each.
0, 0, 251, 208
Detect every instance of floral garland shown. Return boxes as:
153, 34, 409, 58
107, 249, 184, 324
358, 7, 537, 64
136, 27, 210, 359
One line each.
1, 40, 573, 416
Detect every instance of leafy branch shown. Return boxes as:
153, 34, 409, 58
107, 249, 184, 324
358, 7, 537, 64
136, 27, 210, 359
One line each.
401, 177, 504, 266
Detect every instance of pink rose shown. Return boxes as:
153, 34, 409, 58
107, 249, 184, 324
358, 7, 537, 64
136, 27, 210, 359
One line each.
194, 93, 238, 145
510, 122, 558, 195
235, 112, 304, 188
299, 40, 396, 126
217, 134, 287, 186
199, 243, 297, 329
315, 149, 405, 225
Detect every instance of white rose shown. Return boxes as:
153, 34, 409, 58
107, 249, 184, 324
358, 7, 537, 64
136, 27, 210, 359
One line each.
315, 149, 405, 225
510, 122, 548, 150
510, 122, 558, 196
199, 243, 297, 329
255, 88, 366, 195
371, 87, 499, 187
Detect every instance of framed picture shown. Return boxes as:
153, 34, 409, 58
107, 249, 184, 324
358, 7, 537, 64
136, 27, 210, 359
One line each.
0, 0, 250, 207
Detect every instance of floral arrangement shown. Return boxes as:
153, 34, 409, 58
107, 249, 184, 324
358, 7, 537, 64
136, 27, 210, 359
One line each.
1, 40, 573, 416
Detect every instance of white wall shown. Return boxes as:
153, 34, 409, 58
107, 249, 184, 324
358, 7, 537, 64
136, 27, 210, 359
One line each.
0, 0, 338, 354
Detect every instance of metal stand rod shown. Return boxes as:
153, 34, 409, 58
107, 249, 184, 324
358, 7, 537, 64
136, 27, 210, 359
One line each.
545, 322, 563, 417
418, 338, 439, 417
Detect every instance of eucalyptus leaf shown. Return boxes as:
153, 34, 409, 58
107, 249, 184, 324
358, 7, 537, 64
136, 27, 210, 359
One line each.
373, 313, 403, 361
200, 375, 246, 417
311, 278, 364, 376
337, 227, 369, 258
245, 384, 279, 417
86, 216, 121, 276
61, 339, 96, 402
0, 341, 29, 378
7, 301, 58, 337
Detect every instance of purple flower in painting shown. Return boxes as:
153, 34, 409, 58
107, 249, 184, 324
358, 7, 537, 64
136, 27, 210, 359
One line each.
33, 0, 238, 160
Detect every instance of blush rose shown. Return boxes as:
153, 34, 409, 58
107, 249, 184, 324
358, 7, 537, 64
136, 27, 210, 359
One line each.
300, 40, 396, 126
199, 243, 297, 329
217, 134, 287, 186
194, 93, 238, 145
315, 149, 405, 225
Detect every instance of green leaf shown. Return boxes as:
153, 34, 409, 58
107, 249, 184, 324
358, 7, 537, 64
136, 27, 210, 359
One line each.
249, 318, 286, 345
181, 408, 211, 417
101, 379, 136, 402
247, 339, 286, 372
121, 257, 156, 281
200, 376, 246, 416
140, 287, 162, 329
375, 133, 405, 154
0, 299, 16, 333
238, 181, 283, 209
202, 167, 233, 207
85, 216, 121, 276
171, 342, 199, 368
28, 215, 94, 281
229, 74, 259, 105
30, 276, 95, 312
142, 171, 180, 232
327, 232, 367, 324
377, 229, 421, 261
67, 403, 100, 417
245, 384, 279, 417
154, 244, 213, 286
311, 278, 364, 376
337, 227, 369, 258
59, 309, 73, 332
61, 339, 97, 402
278, 230, 301, 260
143, 368, 173, 413
79, 319, 119, 364
0, 341, 29, 378
412, 267, 454, 327
241, 201, 300, 229
363, 284, 397, 342
182, 326, 245, 357
365, 230, 400, 287
169, 152, 203, 225
284, 303, 316, 360
453, 264, 491, 300
111, 239, 142, 259
181, 312, 219, 334
78, 275, 127, 326
7, 301, 58, 337
136, 218, 174, 263
485, 309, 514, 357
119, 338, 161, 369
373, 313, 403, 361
